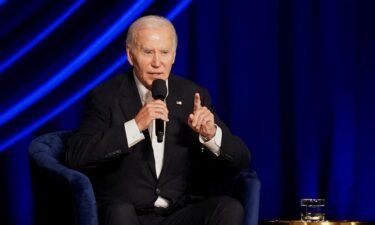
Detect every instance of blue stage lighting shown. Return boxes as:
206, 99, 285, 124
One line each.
0, 0, 193, 151
0, 0, 153, 127
0, 56, 127, 151
0, 0, 7, 7
0, 0, 85, 73
166, 0, 192, 20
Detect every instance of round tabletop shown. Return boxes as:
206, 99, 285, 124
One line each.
261, 220, 375, 225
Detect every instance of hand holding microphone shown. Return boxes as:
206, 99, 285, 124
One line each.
134, 79, 168, 142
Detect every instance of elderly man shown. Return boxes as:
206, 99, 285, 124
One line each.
66, 15, 250, 225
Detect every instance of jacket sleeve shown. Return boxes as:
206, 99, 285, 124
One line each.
65, 90, 133, 170
200, 88, 251, 169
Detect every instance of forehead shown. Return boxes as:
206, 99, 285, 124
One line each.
134, 26, 175, 48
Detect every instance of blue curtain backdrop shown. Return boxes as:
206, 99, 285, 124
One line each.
1, 0, 374, 224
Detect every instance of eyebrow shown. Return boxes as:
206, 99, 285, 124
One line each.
140, 47, 171, 52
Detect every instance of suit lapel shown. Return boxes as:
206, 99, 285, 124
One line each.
118, 72, 157, 179
118, 73, 142, 120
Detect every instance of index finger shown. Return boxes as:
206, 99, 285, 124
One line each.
194, 92, 202, 111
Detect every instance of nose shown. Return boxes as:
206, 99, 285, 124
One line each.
151, 53, 161, 67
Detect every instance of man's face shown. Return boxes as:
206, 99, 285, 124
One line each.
126, 26, 176, 89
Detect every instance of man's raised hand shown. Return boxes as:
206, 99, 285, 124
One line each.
188, 93, 216, 140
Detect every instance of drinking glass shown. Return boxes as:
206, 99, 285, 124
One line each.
300, 198, 325, 222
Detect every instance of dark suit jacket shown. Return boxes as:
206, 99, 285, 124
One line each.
65, 71, 250, 212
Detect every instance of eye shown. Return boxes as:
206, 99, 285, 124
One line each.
143, 49, 153, 55
161, 50, 169, 55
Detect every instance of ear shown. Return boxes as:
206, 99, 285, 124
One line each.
126, 46, 134, 66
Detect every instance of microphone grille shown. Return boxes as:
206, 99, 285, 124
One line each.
152, 79, 167, 100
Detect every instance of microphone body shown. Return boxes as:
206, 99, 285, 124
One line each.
151, 79, 167, 143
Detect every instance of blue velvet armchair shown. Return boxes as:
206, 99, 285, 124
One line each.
29, 131, 261, 225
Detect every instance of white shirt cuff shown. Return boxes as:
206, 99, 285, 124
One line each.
124, 119, 145, 148
199, 125, 222, 156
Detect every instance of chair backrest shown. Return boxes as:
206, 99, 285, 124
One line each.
29, 131, 98, 225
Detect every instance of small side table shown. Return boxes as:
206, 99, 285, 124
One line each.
261, 220, 375, 225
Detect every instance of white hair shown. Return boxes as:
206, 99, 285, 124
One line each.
126, 15, 178, 49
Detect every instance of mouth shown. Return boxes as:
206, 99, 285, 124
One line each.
148, 72, 164, 78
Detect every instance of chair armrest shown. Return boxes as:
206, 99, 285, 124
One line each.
29, 131, 98, 225
234, 168, 261, 225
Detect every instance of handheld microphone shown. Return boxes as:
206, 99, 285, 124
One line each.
151, 79, 167, 143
